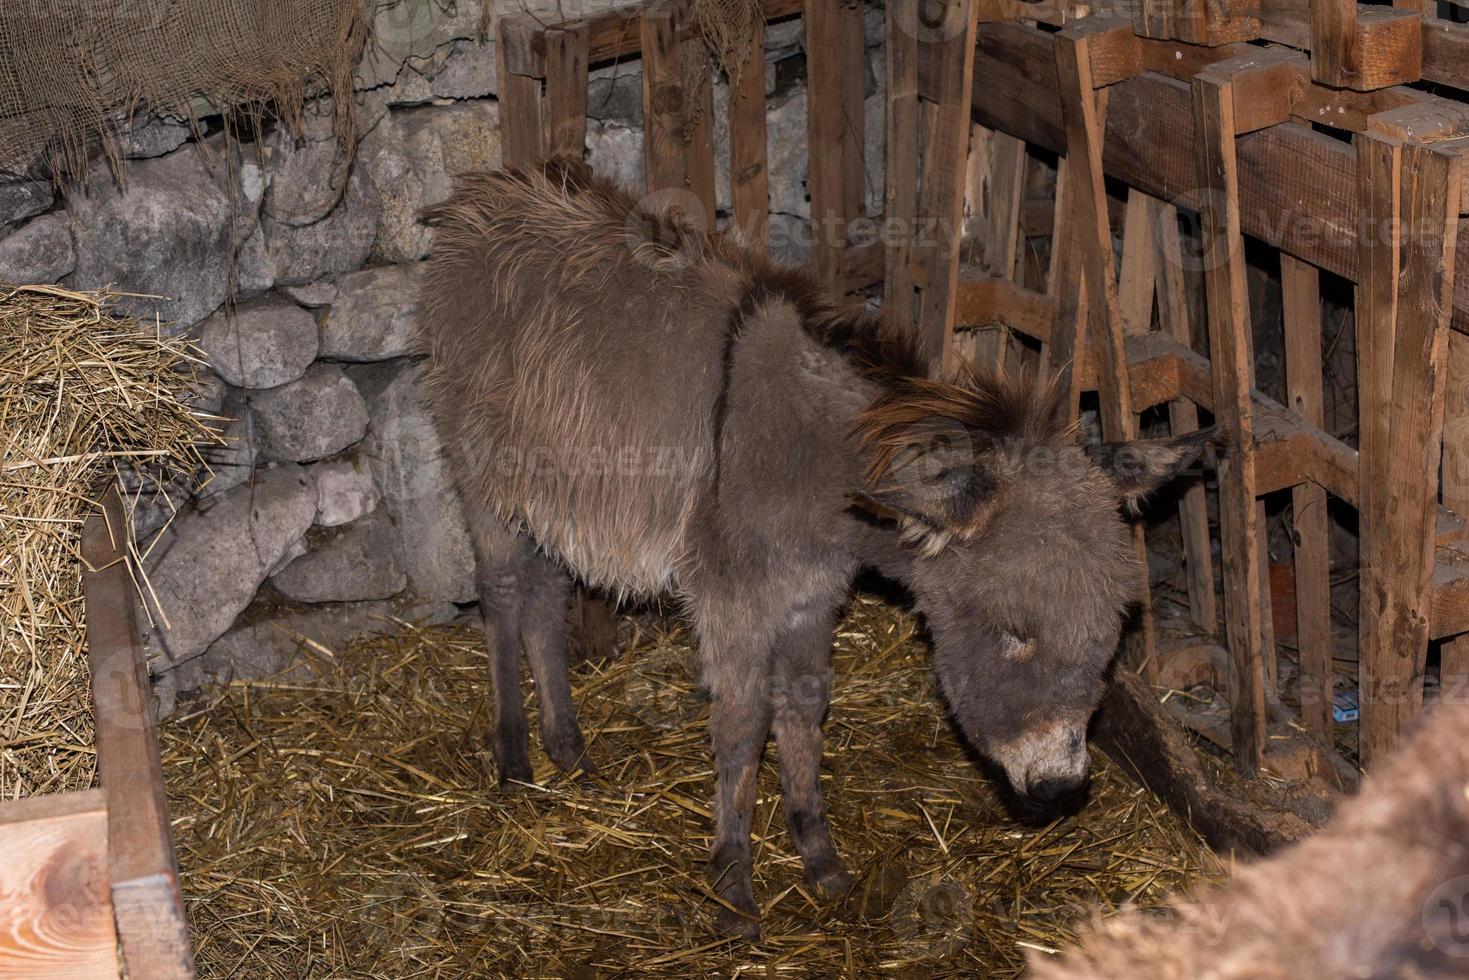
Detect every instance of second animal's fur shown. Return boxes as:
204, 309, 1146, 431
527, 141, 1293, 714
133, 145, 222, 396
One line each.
416, 160, 1208, 937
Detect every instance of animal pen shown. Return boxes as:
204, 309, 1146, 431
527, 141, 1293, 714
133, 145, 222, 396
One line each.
8, 0, 1469, 975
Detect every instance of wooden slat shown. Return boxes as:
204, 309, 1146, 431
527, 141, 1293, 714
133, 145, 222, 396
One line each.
916, 0, 980, 369
1281, 254, 1333, 739
1153, 195, 1219, 636
805, 0, 850, 293
544, 24, 590, 160
1118, 191, 1158, 337
1192, 66, 1267, 776
684, 32, 717, 225
1054, 28, 1157, 683
1360, 142, 1462, 766
1354, 131, 1400, 766
0, 789, 117, 979
640, 3, 687, 195
883, 0, 920, 333
82, 488, 194, 978
729, 14, 769, 252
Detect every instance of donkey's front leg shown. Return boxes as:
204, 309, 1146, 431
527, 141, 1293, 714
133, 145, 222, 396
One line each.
772, 606, 852, 899
707, 656, 775, 940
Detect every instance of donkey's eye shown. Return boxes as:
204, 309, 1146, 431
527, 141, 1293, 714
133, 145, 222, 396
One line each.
1000, 633, 1037, 662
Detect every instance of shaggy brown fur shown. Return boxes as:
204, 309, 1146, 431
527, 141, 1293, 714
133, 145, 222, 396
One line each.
415, 160, 1210, 938
1031, 701, 1469, 979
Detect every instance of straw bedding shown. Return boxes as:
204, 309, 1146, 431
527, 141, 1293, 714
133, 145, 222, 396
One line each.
162, 594, 1223, 977
1, 284, 212, 799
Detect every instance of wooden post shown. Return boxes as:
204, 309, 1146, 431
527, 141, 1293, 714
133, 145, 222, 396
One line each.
729, 13, 769, 252
1192, 65, 1267, 775
1281, 253, 1333, 739
1054, 27, 1158, 682
1153, 194, 1219, 635
641, 3, 690, 198
915, 0, 979, 369
840, 0, 867, 224
883, 0, 920, 333
83, 489, 195, 978
544, 24, 590, 160
497, 19, 545, 169
806, 0, 851, 293
1359, 141, 1462, 765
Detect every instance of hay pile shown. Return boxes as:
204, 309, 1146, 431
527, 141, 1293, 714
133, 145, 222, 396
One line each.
1, 284, 213, 798
163, 596, 1223, 977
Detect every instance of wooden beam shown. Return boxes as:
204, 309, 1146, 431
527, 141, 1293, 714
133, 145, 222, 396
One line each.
1443, 333, 1469, 685
1281, 254, 1333, 739
1192, 64, 1267, 775
883, 0, 920, 333
0, 790, 118, 979
916, 0, 980, 368
958, 125, 1028, 368
1360, 142, 1463, 766
840, 0, 867, 223
729, 14, 769, 252
82, 488, 194, 978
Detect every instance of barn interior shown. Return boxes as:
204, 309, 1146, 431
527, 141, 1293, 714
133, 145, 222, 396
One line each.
5, 0, 1469, 976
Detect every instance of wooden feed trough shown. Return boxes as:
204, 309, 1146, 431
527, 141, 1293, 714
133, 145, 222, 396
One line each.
0, 489, 194, 979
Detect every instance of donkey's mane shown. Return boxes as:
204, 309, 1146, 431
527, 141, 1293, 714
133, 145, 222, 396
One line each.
424, 161, 1069, 468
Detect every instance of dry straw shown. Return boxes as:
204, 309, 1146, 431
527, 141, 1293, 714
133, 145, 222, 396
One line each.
1, 284, 214, 798
163, 596, 1223, 977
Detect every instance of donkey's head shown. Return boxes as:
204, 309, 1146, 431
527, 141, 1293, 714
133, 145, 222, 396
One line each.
855, 368, 1211, 805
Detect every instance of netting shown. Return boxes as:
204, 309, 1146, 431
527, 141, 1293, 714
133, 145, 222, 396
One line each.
0, 0, 373, 180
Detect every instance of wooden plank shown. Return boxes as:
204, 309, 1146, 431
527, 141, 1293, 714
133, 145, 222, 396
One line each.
1444, 332, 1469, 686
883, 0, 920, 333
1281, 253, 1333, 739
1118, 191, 1158, 337
805, 0, 850, 293
641, 3, 687, 195
1055, 29, 1157, 683
915, 1, 979, 369
1310, 0, 1360, 89
0, 789, 117, 979
1192, 66, 1267, 776
728, 14, 769, 252
1153, 194, 1219, 635
1355, 131, 1401, 764
954, 272, 1052, 343
1360, 143, 1462, 766
497, 19, 545, 169
82, 488, 194, 978
544, 24, 590, 161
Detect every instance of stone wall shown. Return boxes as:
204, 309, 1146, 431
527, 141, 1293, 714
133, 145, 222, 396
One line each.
0, 2, 886, 717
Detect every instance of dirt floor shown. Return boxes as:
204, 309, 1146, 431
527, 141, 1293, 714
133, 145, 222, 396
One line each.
161, 594, 1224, 978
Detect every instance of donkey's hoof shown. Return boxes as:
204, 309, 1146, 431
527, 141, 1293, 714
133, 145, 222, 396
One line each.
813, 867, 856, 902
715, 902, 762, 941
495, 753, 534, 787
545, 730, 595, 777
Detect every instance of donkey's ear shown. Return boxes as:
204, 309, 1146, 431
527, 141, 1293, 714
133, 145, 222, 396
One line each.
854, 462, 997, 551
1088, 427, 1216, 514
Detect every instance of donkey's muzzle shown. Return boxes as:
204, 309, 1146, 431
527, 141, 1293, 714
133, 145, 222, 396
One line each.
1026, 774, 1088, 805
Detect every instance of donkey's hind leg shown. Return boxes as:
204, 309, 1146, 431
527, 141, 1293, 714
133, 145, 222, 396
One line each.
772, 604, 852, 899
470, 508, 593, 783
519, 555, 595, 775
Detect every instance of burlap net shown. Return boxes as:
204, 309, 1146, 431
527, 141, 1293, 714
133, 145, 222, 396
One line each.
0, 0, 372, 180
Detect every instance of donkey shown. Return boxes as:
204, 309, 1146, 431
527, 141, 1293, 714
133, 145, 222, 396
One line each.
1031, 700, 1469, 979
415, 160, 1211, 938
